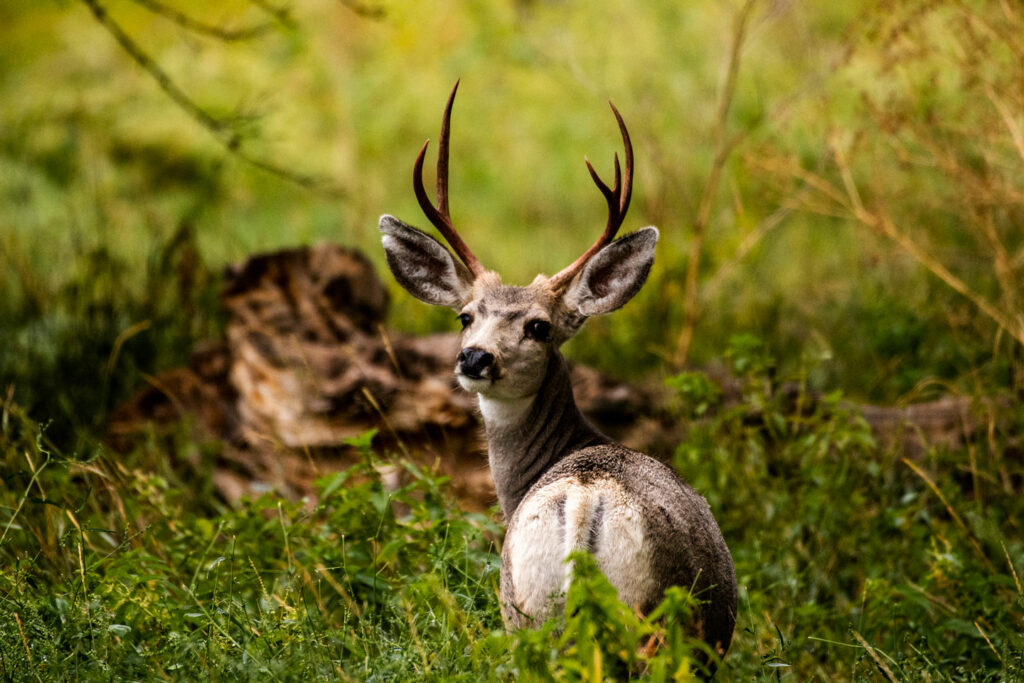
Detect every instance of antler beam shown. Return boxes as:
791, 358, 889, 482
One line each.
548, 103, 633, 292
413, 80, 486, 278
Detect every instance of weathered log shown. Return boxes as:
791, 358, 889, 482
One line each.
108, 244, 1014, 508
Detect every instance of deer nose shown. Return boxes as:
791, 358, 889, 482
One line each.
458, 347, 495, 379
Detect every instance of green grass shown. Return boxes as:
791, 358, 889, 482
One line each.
0, 420, 707, 681
2, 343, 1023, 680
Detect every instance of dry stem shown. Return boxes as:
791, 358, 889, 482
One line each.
673, 0, 758, 369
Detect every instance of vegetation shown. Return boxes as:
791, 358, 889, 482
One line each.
1, 0, 1022, 679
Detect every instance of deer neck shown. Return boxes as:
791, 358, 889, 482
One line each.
478, 351, 609, 518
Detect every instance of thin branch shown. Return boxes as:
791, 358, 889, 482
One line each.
337, 0, 387, 20
82, 0, 224, 132
829, 132, 864, 215
977, 209, 1020, 325
753, 154, 854, 217
985, 84, 1024, 166
80, 0, 342, 196
850, 631, 897, 682
902, 457, 996, 573
872, 208, 1024, 347
825, 140, 1024, 348
14, 613, 32, 668
249, 0, 298, 30
130, 0, 278, 41
762, 144, 1024, 349
673, 0, 758, 369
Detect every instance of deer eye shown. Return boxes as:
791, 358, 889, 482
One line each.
457, 313, 473, 329
524, 319, 552, 342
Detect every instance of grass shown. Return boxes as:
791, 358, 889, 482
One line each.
2, 339, 1023, 680
2, 0, 1024, 679
0, 418, 706, 681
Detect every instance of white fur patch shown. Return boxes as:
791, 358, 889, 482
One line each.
506, 476, 657, 624
588, 482, 657, 611
506, 485, 570, 622
478, 394, 534, 427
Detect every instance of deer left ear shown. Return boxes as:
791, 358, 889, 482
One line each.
379, 214, 475, 309
563, 227, 658, 317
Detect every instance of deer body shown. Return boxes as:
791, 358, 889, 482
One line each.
379, 83, 737, 673
486, 352, 735, 652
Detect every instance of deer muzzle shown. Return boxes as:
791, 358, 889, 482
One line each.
457, 347, 495, 380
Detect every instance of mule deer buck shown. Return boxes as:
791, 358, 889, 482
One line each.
378, 83, 737, 673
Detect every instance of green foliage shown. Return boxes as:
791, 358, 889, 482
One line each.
0, 419, 505, 680
0, 418, 709, 681
4, 345, 1024, 679
665, 372, 721, 419
506, 553, 708, 681
666, 340, 1024, 680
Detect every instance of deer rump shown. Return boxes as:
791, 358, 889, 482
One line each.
500, 444, 737, 659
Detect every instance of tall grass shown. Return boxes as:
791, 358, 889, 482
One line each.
2, 340, 1022, 679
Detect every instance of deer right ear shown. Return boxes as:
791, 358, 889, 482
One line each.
379, 215, 474, 309
563, 226, 658, 317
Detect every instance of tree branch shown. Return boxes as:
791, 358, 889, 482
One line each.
336, 0, 387, 20
80, 0, 343, 196
130, 0, 278, 41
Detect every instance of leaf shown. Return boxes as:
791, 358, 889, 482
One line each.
343, 429, 378, 456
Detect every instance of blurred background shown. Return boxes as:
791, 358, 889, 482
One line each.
1, 0, 1021, 442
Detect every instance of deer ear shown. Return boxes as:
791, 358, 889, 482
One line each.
379, 214, 474, 309
563, 227, 658, 317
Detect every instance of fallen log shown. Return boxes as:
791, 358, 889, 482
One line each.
107, 244, 1015, 508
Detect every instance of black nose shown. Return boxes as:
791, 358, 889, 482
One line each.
458, 347, 495, 379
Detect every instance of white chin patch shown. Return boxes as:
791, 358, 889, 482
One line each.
456, 374, 492, 394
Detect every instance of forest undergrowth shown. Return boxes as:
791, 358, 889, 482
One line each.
2, 338, 1023, 680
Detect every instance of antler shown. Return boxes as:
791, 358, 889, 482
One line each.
548, 102, 633, 293
413, 80, 486, 278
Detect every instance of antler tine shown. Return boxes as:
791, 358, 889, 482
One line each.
549, 102, 634, 292
435, 80, 456, 217
412, 80, 485, 277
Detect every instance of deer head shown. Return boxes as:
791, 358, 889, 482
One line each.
379, 82, 658, 402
